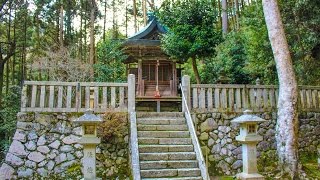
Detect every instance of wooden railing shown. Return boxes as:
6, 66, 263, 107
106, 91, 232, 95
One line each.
190, 84, 320, 112
21, 81, 129, 113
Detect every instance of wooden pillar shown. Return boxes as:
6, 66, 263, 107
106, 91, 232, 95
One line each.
172, 61, 177, 96
138, 59, 142, 96
156, 60, 159, 93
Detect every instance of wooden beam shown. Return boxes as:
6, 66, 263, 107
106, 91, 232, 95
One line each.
138, 59, 143, 96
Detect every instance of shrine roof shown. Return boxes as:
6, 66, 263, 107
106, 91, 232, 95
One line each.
128, 17, 167, 40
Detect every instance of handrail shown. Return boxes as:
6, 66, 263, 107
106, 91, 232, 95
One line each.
180, 83, 209, 180
130, 112, 141, 180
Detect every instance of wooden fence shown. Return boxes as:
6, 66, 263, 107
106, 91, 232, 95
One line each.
190, 84, 320, 112
21, 81, 129, 113
20, 77, 320, 113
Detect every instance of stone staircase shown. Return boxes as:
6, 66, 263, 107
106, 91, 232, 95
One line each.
136, 112, 203, 180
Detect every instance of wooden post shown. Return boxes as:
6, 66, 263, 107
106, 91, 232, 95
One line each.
172, 61, 177, 96
155, 60, 159, 96
90, 87, 94, 109
49, 86, 54, 108
21, 84, 27, 111
138, 59, 143, 96
182, 75, 191, 112
128, 74, 136, 113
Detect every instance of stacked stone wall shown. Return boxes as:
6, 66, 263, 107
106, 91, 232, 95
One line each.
0, 112, 130, 179
194, 111, 320, 176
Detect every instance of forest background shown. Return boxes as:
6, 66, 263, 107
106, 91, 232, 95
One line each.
0, 0, 319, 163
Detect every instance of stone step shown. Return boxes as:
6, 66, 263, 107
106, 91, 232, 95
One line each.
140, 160, 198, 169
140, 168, 201, 178
138, 131, 189, 138
140, 152, 196, 161
137, 118, 186, 125
139, 145, 194, 153
138, 138, 192, 145
137, 112, 184, 118
142, 177, 202, 180
137, 124, 188, 131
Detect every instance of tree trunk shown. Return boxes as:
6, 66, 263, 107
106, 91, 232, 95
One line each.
89, 0, 96, 79
143, 0, 147, 26
6, 55, 9, 94
6, 1, 11, 95
133, 0, 137, 33
262, 0, 299, 178
21, 2, 28, 85
59, 5, 64, 49
218, 0, 222, 28
191, 57, 201, 84
12, 7, 16, 85
112, 0, 115, 38
103, 0, 107, 41
0, 63, 4, 108
234, 0, 240, 30
149, 0, 155, 10
125, 0, 128, 37
0, 42, 15, 107
79, 0, 83, 61
221, 0, 228, 36
241, 0, 245, 10
84, 2, 87, 62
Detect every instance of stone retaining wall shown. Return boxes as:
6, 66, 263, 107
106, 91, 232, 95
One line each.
194, 112, 320, 176
0, 112, 130, 179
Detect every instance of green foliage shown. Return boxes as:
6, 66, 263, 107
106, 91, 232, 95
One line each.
94, 39, 127, 82
203, 0, 320, 85
182, 58, 204, 84
203, 2, 277, 85
299, 152, 320, 178
158, 0, 222, 60
240, 3, 277, 84
0, 86, 21, 158
280, 0, 320, 85
202, 32, 251, 84
257, 150, 279, 175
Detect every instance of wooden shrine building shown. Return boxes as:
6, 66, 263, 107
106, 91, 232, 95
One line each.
123, 16, 182, 101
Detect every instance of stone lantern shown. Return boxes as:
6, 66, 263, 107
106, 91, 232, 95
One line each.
74, 109, 102, 180
231, 110, 266, 180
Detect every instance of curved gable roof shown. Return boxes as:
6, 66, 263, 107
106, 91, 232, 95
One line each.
128, 17, 167, 40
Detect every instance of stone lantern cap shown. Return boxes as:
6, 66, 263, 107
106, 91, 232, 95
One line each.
74, 109, 103, 124
231, 110, 266, 124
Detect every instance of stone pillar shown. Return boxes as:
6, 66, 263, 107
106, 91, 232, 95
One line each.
128, 74, 136, 113
83, 144, 98, 179
181, 75, 191, 112
242, 143, 258, 174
